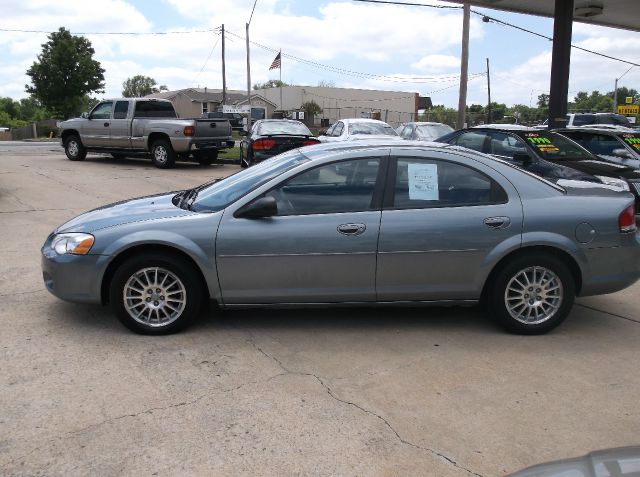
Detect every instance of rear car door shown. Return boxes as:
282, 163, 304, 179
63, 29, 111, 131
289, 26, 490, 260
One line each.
376, 150, 523, 301
216, 153, 387, 304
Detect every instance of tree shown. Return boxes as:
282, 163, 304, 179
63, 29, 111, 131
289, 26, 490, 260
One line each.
25, 27, 105, 119
317, 80, 335, 87
609, 87, 639, 106
253, 79, 288, 90
301, 100, 322, 117
537, 93, 550, 109
122, 75, 168, 97
570, 90, 612, 112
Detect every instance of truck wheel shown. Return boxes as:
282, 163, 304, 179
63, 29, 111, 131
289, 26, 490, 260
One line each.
196, 151, 218, 166
151, 138, 176, 169
64, 134, 87, 161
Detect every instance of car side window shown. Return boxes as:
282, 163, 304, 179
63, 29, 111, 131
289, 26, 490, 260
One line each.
90, 102, 113, 120
590, 134, 625, 155
451, 131, 487, 152
486, 131, 527, 158
333, 122, 344, 137
325, 123, 336, 136
266, 158, 381, 216
392, 157, 507, 209
113, 101, 130, 120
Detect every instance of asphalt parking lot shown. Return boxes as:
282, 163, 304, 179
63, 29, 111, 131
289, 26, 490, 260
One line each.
1, 143, 640, 477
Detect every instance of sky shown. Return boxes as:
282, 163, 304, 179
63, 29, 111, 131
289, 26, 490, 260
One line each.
0, 0, 639, 108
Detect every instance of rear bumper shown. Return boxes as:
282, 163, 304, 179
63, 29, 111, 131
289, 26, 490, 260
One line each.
190, 139, 235, 151
580, 234, 640, 296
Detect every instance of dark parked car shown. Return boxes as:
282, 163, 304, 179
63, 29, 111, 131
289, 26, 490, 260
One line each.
42, 140, 640, 335
239, 119, 319, 167
202, 111, 244, 130
437, 125, 640, 212
556, 127, 640, 170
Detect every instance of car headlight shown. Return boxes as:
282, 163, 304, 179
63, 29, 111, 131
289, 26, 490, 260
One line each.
51, 233, 95, 255
595, 176, 630, 192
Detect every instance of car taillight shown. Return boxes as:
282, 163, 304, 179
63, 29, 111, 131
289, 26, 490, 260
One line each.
253, 139, 276, 150
302, 139, 320, 146
183, 126, 195, 136
619, 204, 637, 233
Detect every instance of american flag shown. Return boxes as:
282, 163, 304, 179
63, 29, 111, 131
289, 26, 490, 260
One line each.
269, 52, 281, 70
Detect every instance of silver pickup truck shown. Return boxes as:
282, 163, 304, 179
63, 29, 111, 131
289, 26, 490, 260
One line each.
59, 98, 234, 168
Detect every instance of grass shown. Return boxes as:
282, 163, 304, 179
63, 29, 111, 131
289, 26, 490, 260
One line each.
220, 146, 240, 161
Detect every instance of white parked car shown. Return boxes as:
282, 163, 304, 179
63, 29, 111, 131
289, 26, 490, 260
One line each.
318, 118, 403, 143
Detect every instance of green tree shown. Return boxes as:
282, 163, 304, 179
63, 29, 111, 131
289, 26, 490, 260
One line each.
537, 93, 550, 109
122, 75, 168, 97
0, 97, 20, 118
253, 79, 288, 90
609, 87, 639, 105
570, 90, 612, 112
18, 96, 49, 121
25, 27, 105, 119
300, 100, 322, 117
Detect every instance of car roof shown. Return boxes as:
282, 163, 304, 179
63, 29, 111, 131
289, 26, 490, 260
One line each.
471, 124, 537, 131
338, 118, 393, 125
556, 126, 637, 135
403, 122, 451, 126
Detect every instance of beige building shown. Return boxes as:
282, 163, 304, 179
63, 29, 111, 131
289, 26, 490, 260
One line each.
149, 86, 428, 127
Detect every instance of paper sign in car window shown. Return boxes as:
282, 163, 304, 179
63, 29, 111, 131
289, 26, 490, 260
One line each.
408, 163, 439, 200
623, 136, 640, 150
527, 136, 560, 153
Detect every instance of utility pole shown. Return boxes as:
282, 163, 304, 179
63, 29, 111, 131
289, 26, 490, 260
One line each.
245, 22, 252, 131
486, 57, 492, 124
457, 3, 470, 129
221, 24, 227, 107
613, 66, 634, 113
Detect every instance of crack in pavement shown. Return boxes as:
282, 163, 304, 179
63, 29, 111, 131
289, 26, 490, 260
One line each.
243, 332, 485, 477
575, 303, 640, 324
0, 373, 286, 470
0, 208, 71, 214
0, 289, 45, 298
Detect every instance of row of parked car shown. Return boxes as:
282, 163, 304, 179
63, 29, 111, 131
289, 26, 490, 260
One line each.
240, 117, 640, 212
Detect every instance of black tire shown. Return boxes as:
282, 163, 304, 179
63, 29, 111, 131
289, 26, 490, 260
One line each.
489, 253, 575, 335
150, 138, 177, 169
109, 253, 203, 335
64, 134, 87, 161
111, 153, 127, 160
239, 145, 248, 168
196, 151, 218, 166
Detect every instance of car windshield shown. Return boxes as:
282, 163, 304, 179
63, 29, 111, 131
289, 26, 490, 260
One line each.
415, 124, 454, 140
258, 121, 311, 136
190, 150, 311, 212
518, 131, 593, 160
621, 133, 640, 153
348, 122, 397, 136
571, 114, 595, 126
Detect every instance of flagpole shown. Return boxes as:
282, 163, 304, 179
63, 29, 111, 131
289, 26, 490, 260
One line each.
279, 49, 283, 114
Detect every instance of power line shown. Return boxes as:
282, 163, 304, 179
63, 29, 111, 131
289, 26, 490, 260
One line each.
353, 0, 461, 9
248, 0, 259, 25
0, 27, 221, 35
193, 30, 222, 86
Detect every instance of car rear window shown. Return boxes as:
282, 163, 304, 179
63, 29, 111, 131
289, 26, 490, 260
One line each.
257, 121, 311, 136
348, 122, 398, 136
134, 101, 177, 118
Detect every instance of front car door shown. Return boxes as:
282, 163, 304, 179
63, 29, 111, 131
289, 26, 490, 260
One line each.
216, 152, 387, 304
376, 149, 523, 301
110, 100, 131, 148
83, 101, 113, 146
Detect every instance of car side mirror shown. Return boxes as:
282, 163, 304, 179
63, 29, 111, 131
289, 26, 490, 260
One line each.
513, 152, 533, 166
612, 148, 633, 159
235, 196, 277, 219
81, 112, 89, 119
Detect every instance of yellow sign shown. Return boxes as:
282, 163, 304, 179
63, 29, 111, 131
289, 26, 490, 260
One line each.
626, 96, 633, 104
618, 105, 639, 115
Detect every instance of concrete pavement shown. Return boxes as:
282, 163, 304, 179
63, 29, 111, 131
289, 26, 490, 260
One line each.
1, 145, 639, 476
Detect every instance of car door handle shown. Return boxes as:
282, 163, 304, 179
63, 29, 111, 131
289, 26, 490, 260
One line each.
484, 216, 511, 229
337, 223, 366, 236
104, 122, 110, 127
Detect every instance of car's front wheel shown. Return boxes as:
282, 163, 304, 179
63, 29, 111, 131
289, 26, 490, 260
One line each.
109, 254, 203, 334
489, 253, 575, 335
64, 134, 87, 161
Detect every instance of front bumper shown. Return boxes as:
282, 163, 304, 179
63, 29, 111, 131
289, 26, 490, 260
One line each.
41, 246, 103, 304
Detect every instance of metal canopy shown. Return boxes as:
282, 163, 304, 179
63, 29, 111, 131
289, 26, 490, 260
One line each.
447, 0, 640, 33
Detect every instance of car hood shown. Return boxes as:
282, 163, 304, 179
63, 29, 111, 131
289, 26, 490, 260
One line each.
55, 192, 193, 234
563, 158, 640, 179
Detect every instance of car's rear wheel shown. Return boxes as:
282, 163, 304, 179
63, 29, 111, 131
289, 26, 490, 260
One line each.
489, 253, 575, 334
64, 134, 87, 161
109, 254, 203, 334
151, 138, 176, 169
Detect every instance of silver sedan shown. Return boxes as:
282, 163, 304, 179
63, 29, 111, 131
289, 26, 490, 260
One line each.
41, 141, 640, 335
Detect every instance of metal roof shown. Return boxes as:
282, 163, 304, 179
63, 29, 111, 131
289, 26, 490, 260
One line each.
446, 0, 640, 32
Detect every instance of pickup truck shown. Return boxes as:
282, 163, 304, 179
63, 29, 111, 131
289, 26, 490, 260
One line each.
59, 98, 235, 168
